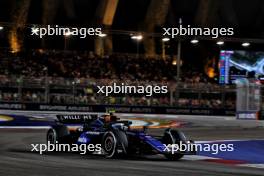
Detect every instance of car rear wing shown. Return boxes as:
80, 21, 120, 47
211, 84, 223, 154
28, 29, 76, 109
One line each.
56, 114, 98, 124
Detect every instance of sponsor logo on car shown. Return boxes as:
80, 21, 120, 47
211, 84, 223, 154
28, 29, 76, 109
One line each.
86, 131, 100, 135
78, 137, 88, 143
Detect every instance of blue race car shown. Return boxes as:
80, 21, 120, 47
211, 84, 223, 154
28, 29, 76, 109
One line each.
47, 113, 196, 160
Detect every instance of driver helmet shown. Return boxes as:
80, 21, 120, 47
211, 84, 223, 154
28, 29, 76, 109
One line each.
102, 114, 111, 122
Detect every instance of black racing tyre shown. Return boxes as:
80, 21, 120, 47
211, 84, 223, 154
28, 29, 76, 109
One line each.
162, 129, 184, 161
47, 125, 69, 144
165, 152, 184, 161
102, 130, 128, 158
47, 128, 58, 145
115, 129, 128, 155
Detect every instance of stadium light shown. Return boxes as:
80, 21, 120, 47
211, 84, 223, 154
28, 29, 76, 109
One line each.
131, 34, 143, 58
242, 42, 250, 47
99, 33, 107, 38
172, 59, 183, 66
31, 27, 39, 34
162, 38, 170, 42
162, 38, 170, 59
0, 26, 3, 30
64, 31, 72, 50
64, 31, 72, 37
131, 35, 143, 41
216, 41, 224, 45
190, 39, 199, 44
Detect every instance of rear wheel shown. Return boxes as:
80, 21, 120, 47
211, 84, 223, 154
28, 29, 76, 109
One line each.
102, 131, 117, 158
47, 128, 57, 145
47, 125, 69, 144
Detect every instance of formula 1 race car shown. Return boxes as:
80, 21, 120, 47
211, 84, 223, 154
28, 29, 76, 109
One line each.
47, 113, 196, 160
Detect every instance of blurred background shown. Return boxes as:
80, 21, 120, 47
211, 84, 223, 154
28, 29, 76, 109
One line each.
1, 0, 264, 114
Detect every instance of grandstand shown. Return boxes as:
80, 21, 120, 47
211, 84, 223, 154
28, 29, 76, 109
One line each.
0, 0, 263, 115
0, 49, 236, 113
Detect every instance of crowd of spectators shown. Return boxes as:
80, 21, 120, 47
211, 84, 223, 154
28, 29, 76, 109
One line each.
0, 90, 235, 109
0, 50, 236, 109
0, 50, 214, 84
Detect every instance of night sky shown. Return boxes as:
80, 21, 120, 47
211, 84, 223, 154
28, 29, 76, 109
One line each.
0, 0, 263, 35
0, 0, 264, 69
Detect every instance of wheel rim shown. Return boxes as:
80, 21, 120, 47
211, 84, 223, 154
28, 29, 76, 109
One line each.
47, 129, 56, 144
105, 136, 114, 152
48, 133, 54, 142
103, 131, 117, 158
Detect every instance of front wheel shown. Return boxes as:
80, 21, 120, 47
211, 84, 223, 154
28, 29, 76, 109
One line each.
162, 129, 185, 161
165, 153, 184, 161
